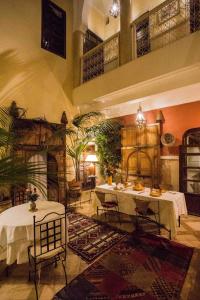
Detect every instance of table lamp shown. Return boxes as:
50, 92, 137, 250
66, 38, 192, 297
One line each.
85, 154, 98, 176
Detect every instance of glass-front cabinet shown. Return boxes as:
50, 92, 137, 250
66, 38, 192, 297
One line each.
180, 128, 200, 215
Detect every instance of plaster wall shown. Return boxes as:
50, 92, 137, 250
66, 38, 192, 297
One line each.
104, 15, 120, 40
131, 0, 165, 21
87, 4, 105, 39
0, 0, 77, 123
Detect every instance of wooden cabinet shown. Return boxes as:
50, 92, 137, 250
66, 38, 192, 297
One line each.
12, 118, 66, 204
180, 127, 200, 215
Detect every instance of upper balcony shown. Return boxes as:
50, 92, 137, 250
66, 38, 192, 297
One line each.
73, 0, 200, 111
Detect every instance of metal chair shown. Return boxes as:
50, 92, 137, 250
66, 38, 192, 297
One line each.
28, 211, 67, 300
12, 189, 26, 206
134, 198, 171, 239
135, 198, 160, 223
96, 191, 121, 223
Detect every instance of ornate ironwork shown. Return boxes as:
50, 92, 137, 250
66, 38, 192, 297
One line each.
149, 0, 191, 51
135, 0, 200, 57
136, 17, 150, 58
104, 35, 119, 64
190, 0, 200, 32
81, 33, 119, 83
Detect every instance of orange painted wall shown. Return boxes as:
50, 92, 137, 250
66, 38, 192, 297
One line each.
118, 100, 200, 155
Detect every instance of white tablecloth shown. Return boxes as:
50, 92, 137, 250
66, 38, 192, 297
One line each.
0, 200, 65, 265
95, 184, 188, 238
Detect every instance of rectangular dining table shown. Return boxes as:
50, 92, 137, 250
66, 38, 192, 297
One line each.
95, 184, 188, 239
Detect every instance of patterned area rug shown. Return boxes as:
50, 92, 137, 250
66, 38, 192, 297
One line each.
55, 231, 193, 300
67, 212, 127, 262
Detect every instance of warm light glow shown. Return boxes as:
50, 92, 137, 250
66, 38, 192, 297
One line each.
85, 154, 98, 162
109, 0, 120, 18
136, 105, 146, 128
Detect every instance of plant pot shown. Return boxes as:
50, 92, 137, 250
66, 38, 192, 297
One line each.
29, 201, 38, 212
107, 176, 113, 185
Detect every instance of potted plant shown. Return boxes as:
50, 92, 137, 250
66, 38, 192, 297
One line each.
26, 188, 39, 212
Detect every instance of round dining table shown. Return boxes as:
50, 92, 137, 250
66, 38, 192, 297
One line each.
0, 200, 65, 265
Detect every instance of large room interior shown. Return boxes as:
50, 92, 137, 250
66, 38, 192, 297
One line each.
0, 0, 200, 299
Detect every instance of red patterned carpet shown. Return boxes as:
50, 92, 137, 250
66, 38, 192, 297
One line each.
55, 231, 193, 300
68, 212, 127, 262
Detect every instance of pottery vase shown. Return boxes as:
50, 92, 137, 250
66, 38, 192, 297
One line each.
29, 201, 37, 212
107, 176, 112, 185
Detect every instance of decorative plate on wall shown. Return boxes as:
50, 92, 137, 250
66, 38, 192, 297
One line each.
161, 133, 176, 146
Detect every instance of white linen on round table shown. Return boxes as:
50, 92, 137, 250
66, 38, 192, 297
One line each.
95, 184, 188, 239
0, 200, 65, 265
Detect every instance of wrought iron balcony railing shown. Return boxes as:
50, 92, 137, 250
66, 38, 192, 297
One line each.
81, 33, 119, 84
81, 0, 200, 84
134, 0, 200, 58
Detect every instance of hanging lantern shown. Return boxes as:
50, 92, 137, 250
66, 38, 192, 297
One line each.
109, 0, 120, 18
136, 105, 146, 128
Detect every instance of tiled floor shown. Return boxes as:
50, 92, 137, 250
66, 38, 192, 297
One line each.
0, 194, 200, 300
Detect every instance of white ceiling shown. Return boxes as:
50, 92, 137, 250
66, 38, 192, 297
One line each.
87, 0, 113, 15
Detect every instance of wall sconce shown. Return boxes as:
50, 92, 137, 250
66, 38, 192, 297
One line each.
109, 0, 120, 18
136, 105, 146, 128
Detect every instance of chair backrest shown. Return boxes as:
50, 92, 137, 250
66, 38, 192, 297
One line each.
33, 210, 67, 258
95, 191, 118, 205
135, 199, 151, 215
95, 191, 106, 205
13, 190, 26, 206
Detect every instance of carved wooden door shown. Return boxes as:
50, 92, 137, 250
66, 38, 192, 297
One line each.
121, 124, 160, 187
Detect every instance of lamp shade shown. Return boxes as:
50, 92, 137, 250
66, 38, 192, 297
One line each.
85, 154, 98, 162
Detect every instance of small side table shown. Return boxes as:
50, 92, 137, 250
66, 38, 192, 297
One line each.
88, 175, 96, 189
67, 186, 82, 207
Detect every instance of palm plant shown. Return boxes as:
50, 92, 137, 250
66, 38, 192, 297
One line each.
95, 121, 121, 177
0, 107, 47, 196
65, 112, 117, 182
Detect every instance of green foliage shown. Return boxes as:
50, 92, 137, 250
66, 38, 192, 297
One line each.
95, 121, 122, 177
64, 112, 121, 182
64, 112, 100, 181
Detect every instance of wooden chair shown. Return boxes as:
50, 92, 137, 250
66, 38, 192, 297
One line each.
28, 211, 67, 300
96, 191, 121, 223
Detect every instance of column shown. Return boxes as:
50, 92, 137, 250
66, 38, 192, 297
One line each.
73, 29, 85, 87
119, 0, 132, 65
